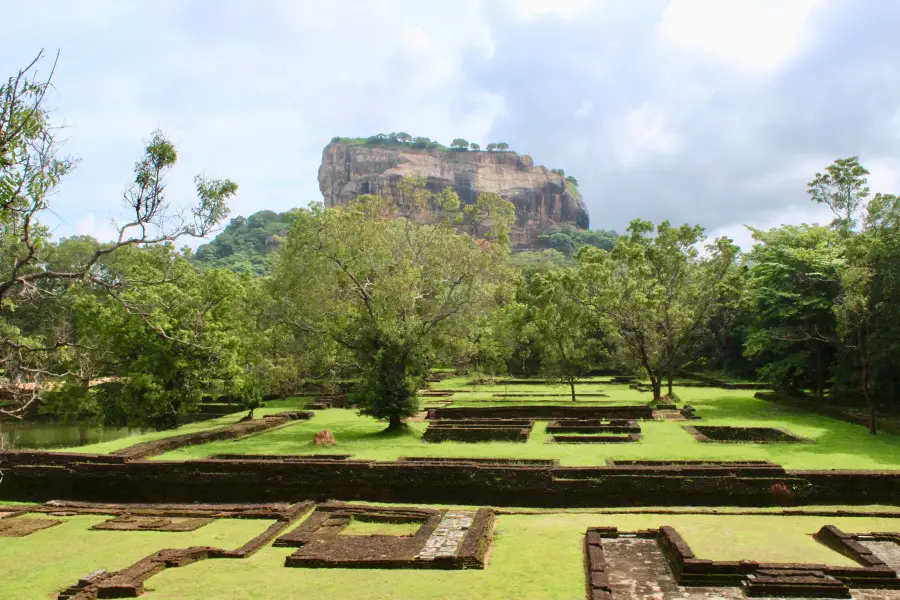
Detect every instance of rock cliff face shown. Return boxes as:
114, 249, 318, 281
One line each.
318, 141, 590, 249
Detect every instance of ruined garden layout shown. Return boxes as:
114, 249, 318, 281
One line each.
5, 376, 900, 599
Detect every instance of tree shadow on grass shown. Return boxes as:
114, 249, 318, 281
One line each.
688, 394, 900, 469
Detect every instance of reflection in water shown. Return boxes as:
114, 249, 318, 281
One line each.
0, 420, 145, 449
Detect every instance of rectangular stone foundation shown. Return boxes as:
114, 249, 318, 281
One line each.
280, 504, 494, 569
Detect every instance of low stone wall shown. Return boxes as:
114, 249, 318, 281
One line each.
422, 426, 531, 443
427, 405, 653, 420
5, 451, 900, 506
551, 433, 642, 444
683, 425, 809, 444
276, 503, 494, 569
53, 500, 311, 599
546, 420, 641, 434
658, 524, 900, 590
584, 527, 616, 600
110, 411, 312, 460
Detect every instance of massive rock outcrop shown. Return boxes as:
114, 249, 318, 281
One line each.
318, 140, 590, 249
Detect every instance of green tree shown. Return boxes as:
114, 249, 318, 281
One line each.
450, 138, 470, 150
832, 192, 900, 434
469, 142, 480, 151
193, 209, 298, 275
486, 143, 498, 152
496, 142, 510, 151
272, 177, 514, 429
742, 225, 841, 399
41, 244, 262, 429
537, 226, 618, 257
807, 156, 870, 231
578, 220, 737, 400
0, 52, 236, 419
517, 269, 598, 401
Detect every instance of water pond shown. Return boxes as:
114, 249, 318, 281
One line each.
0, 420, 144, 449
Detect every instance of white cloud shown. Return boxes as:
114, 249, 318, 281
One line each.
745, 155, 834, 195
660, 0, 819, 72
574, 99, 594, 119
1, 0, 504, 247
866, 156, 900, 195
709, 203, 835, 251
73, 212, 119, 242
614, 103, 682, 166
514, 0, 596, 20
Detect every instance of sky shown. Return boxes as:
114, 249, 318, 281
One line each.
4, 0, 900, 249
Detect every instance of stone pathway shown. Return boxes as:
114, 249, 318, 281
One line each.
861, 540, 900, 574
653, 409, 688, 421
604, 537, 744, 599
416, 511, 474, 559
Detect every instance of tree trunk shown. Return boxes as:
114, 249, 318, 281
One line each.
814, 345, 825, 401
667, 370, 674, 398
388, 413, 403, 429
859, 329, 876, 435
650, 377, 662, 401
864, 362, 876, 435
569, 376, 576, 402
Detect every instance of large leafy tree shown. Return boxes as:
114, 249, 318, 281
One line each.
742, 225, 842, 399
37, 243, 260, 429
578, 220, 737, 400
831, 192, 900, 434
515, 268, 599, 401
0, 52, 237, 419
272, 176, 514, 429
807, 156, 870, 231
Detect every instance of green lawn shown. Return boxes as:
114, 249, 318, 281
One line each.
5, 510, 899, 600
341, 518, 422, 536
153, 388, 900, 470
0, 514, 274, 599
42, 380, 900, 471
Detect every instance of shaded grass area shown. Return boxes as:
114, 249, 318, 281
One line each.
0, 513, 274, 600
68, 512, 900, 600
156, 388, 900, 470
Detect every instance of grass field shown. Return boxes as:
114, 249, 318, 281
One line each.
0, 514, 274, 599
8, 376, 900, 598
143, 388, 900, 470
3, 509, 899, 600
47, 377, 900, 470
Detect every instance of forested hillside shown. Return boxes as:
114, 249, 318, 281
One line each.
192, 213, 614, 275
192, 210, 297, 275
